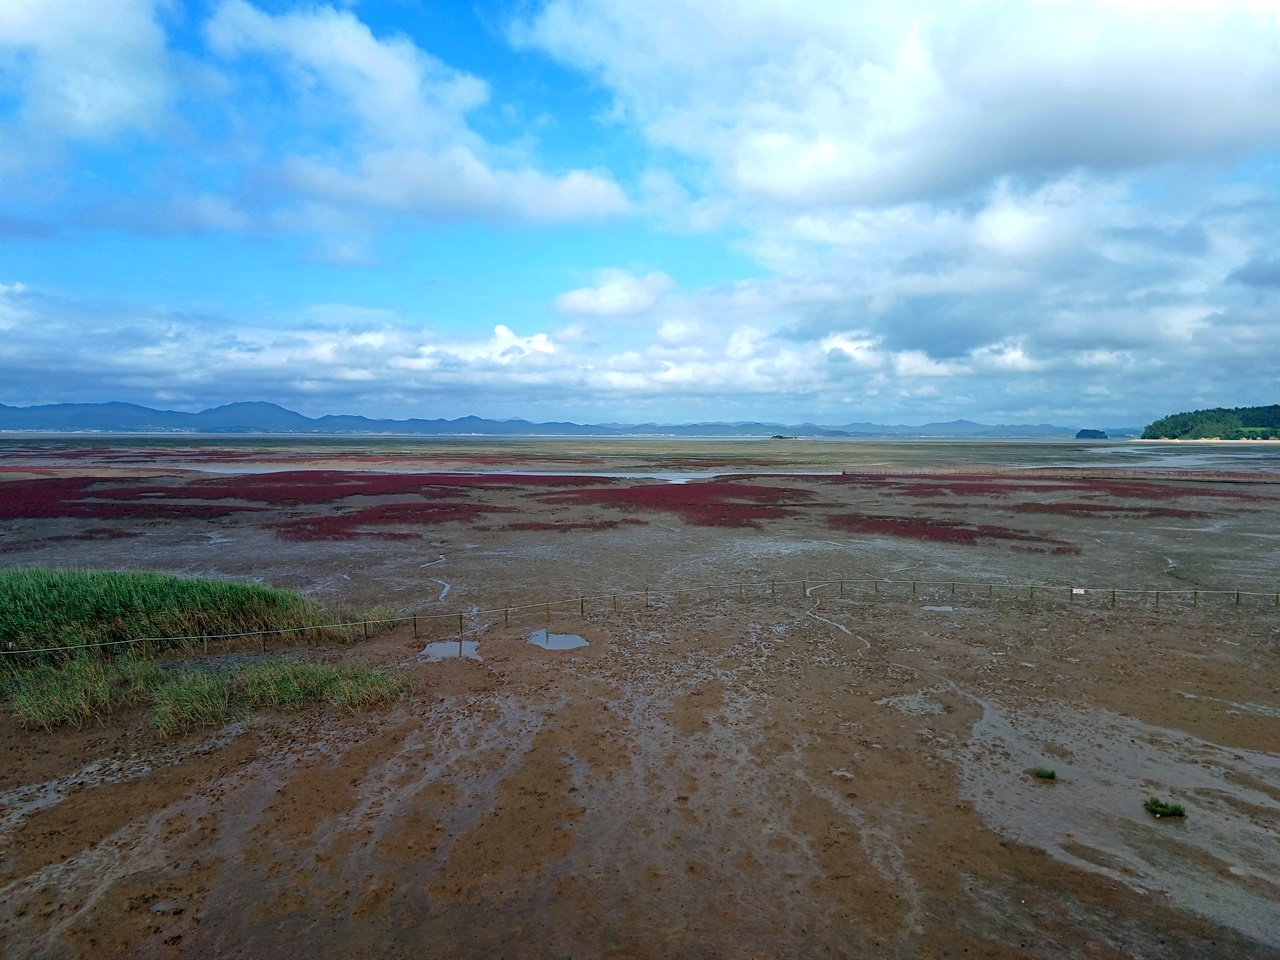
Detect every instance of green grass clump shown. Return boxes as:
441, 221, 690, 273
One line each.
5, 657, 164, 730
1032, 767, 1057, 780
1144, 796, 1186, 818
150, 660, 407, 735
152, 670, 233, 738
0, 568, 362, 661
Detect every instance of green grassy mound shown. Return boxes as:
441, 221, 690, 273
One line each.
1, 568, 378, 661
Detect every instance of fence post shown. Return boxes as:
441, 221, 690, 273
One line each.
987, 583, 992, 598
739, 582, 743, 599
363, 620, 370, 641
912, 581, 917, 597
1111, 589, 1116, 608
413, 615, 418, 639
613, 594, 618, 612
951, 582, 955, 596
874, 580, 879, 595
1155, 591, 1160, 608
1192, 591, 1197, 608
772, 580, 776, 596
458, 613, 464, 636
839, 579, 844, 596
1235, 591, 1240, 607
546, 602, 551, 623
802, 580, 806, 595
645, 588, 649, 608
505, 607, 509, 627
580, 596, 585, 616
1029, 585, 1034, 601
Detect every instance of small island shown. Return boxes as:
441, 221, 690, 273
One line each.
1075, 429, 1108, 439
1142, 404, 1279, 440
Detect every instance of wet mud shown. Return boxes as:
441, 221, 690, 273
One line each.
1, 440, 1277, 958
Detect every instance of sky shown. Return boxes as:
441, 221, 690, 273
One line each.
1, 0, 1277, 427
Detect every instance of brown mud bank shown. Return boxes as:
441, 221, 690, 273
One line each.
1, 594, 1276, 960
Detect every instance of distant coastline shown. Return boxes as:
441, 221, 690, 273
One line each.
0, 400, 1142, 440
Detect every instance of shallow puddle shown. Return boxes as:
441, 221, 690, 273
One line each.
527, 629, 589, 650
421, 640, 481, 661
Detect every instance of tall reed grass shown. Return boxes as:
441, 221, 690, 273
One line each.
0, 568, 376, 662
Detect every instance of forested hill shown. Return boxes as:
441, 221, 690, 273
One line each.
1141, 405, 1280, 440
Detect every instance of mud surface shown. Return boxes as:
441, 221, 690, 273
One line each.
1, 439, 1277, 959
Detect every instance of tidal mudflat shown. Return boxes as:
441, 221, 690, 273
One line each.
1, 438, 1276, 958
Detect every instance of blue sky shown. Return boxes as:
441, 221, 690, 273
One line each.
1, 0, 1277, 426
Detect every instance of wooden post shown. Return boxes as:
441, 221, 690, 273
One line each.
874, 580, 879, 595
802, 580, 807, 595
580, 596, 585, 616
613, 594, 618, 612
738, 582, 743, 599
504, 607, 509, 627
1111, 589, 1116, 608
645, 588, 649, 608
772, 580, 776, 596
951, 582, 955, 596
1192, 591, 1197, 608
546, 602, 550, 623
363, 621, 370, 641
912, 581, 917, 597
413, 615, 418, 639
1155, 591, 1160, 608
1235, 591, 1240, 607
458, 613, 464, 636
987, 583, 992, 598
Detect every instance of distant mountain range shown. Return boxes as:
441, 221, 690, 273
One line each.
0, 401, 1140, 439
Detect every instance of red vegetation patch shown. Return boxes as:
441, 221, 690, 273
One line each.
1010, 502, 1211, 519
184, 471, 617, 505
538, 481, 812, 529
0, 477, 261, 522
269, 502, 517, 541
827, 512, 1080, 553
502, 518, 649, 533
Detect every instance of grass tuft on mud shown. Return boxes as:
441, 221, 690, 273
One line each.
1144, 796, 1186, 818
7, 656, 407, 734
153, 660, 408, 736
1, 657, 164, 730
0, 567, 361, 661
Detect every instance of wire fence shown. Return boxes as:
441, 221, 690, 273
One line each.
3, 575, 1276, 659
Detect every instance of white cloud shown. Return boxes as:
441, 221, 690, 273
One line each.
555, 270, 673, 317
0, 0, 169, 173
514, 1, 1280, 209
206, 0, 630, 223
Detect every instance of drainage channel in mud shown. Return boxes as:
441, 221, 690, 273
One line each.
420, 640, 481, 661
527, 629, 589, 650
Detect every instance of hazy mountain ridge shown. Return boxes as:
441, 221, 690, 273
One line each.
0, 402, 1139, 438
